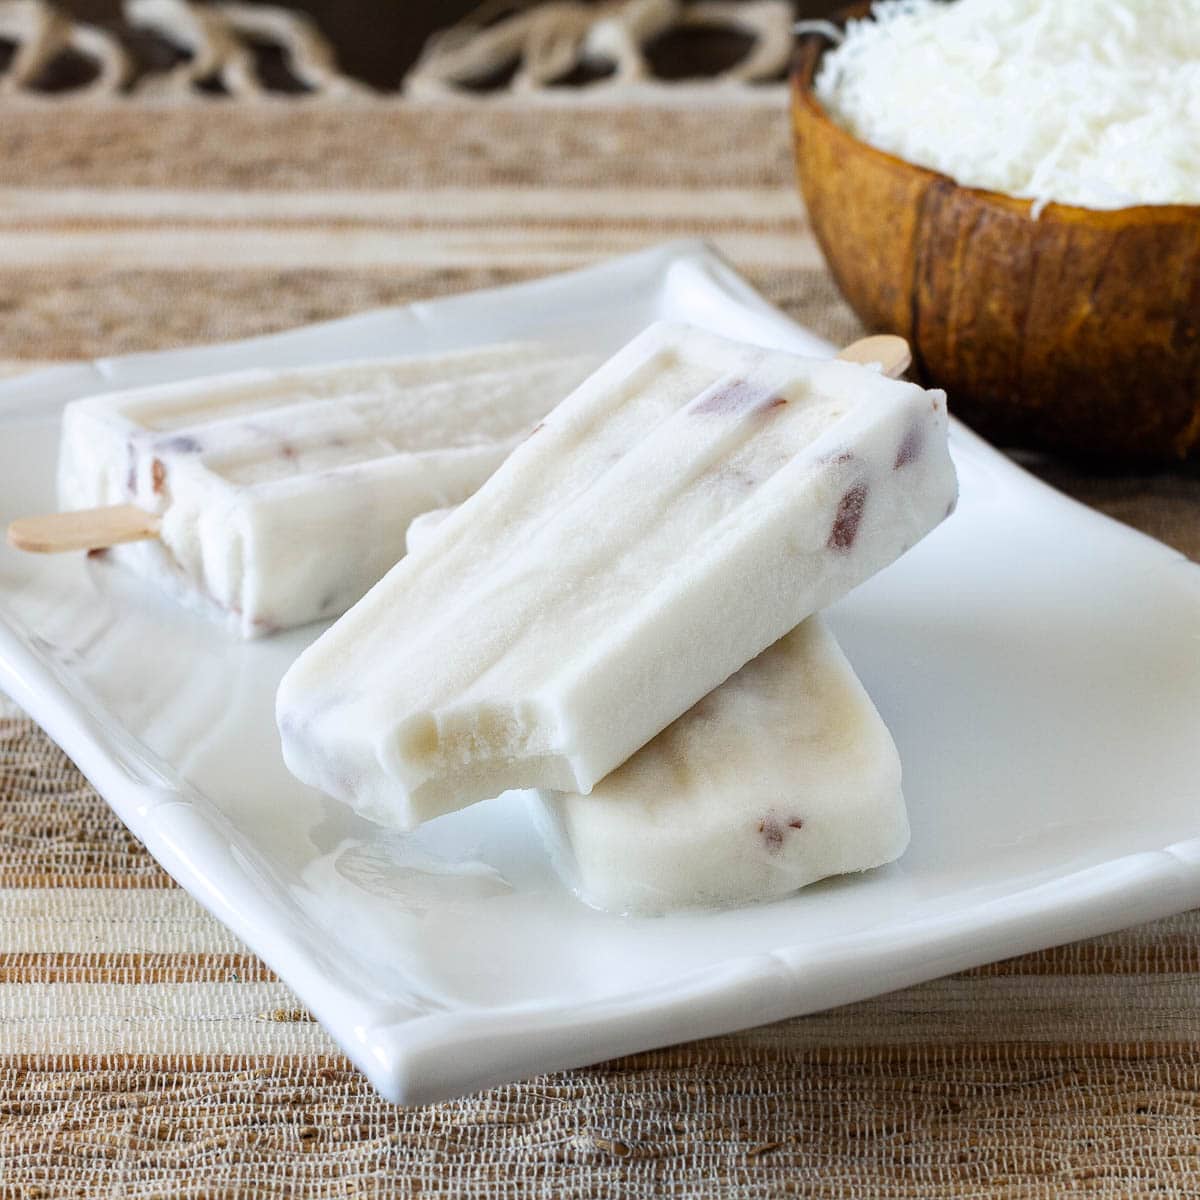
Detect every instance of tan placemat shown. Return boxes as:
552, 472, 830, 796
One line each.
0, 100, 1198, 1199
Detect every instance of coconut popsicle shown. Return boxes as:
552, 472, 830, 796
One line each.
534, 617, 907, 914
277, 322, 956, 828
55, 346, 597, 636
407, 508, 907, 913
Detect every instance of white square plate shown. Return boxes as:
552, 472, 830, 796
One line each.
1, 241, 1197, 1104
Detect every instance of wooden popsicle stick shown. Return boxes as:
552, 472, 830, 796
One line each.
837, 334, 912, 379
7, 505, 161, 554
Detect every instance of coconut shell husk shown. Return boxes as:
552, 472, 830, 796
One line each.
791, 11, 1200, 464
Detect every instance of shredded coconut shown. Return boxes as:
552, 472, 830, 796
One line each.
812, 0, 1200, 211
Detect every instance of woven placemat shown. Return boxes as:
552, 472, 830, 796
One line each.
0, 100, 1198, 1198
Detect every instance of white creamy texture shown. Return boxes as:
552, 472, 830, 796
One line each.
814, 0, 1200, 211
407, 507, 909, 915
277, 322, 957, 829
56, 346, 597, 636
534, 618, 907, 915
404, 506, 454, 554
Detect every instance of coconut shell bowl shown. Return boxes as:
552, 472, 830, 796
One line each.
790, 9, 1200, 464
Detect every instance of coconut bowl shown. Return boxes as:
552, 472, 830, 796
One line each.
790, 9, 1200, 464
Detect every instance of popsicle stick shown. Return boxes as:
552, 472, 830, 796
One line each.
837, 334, 911, 379
7, 505, 160, 554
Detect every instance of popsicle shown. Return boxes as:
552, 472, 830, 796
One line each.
278, 322, 956, 828
403, 504, 454, 553
533, 618, 906, 914
407, 508, 907, 913
47, 345, 597, 636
